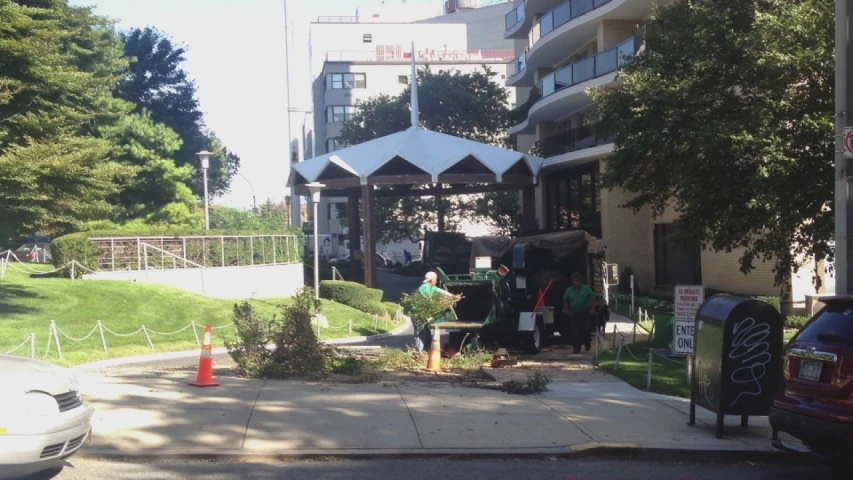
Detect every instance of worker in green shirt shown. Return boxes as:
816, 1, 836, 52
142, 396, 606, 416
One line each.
413, 271, 453, 351
563, 272, 596, 354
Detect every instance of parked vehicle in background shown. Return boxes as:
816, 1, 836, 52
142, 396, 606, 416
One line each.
0, 354, 94, 478
12, 243, 52, 263
770, 295, 853, 466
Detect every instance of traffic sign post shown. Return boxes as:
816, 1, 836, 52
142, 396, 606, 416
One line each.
672, 285, 704, 355
843, 127, 853, 159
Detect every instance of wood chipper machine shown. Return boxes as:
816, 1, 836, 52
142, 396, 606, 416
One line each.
426, 230, 608, 354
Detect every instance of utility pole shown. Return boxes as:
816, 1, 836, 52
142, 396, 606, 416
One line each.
284, 0, 301, 228
835, 0, 853, 294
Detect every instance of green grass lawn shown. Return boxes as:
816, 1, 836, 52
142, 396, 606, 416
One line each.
597, 341, 690, 398
0, 264, 391, 366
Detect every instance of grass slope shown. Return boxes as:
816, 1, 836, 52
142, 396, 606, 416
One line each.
0, 263, 390, 366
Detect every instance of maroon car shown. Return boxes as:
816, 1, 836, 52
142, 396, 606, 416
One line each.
770, 296, 853, 464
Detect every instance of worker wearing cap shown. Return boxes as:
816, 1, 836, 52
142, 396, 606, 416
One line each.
419, 271, 452, 297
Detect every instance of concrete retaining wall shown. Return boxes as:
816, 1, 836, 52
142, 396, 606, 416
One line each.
83, 264, 304, 299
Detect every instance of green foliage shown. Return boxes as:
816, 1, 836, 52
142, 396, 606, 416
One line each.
757, 296, 782, 312
472, 191, 521, 236
376, 347, 425, 371
117, 27, 239, 199
319, 280, 369, 305
589, 0, 834, 286
48, 234, 101, 278
785, 315, 810, 330
365, 287, 384, 302
226, 288, 332, 379
338, 66, 514, 242
400, 292, 459, 324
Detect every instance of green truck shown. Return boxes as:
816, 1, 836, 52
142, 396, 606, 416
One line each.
427, 230, 609, 354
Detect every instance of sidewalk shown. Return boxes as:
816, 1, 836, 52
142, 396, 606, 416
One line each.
75, 329, 792, 459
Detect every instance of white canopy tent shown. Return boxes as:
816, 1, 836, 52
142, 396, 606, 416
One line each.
289, 43, 545, 287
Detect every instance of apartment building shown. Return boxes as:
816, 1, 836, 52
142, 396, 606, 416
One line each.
503, 0, 825, 304
303, 1, 521, 258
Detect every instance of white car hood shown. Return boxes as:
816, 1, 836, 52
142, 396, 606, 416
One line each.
0, 355, 76, 396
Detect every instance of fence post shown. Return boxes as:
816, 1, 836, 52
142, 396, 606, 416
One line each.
183, 237, 187, 268
615, 338, 623, 370
191, 321, 200, 345
612, 324, 617, 350
647, 349, 654, 390
633, 320, 637, 344
142, 325, 154, 349
30, 333, 35, 359
71, 261, 75, 281
137, 238, 142, 271
202, 237, 207, 266
649, 318, 656, 342
250, 237, 254, 266
51, 320, 63, 360
111, 238, 115, 271
97, 320, 108, 352
1, 258, 6, 281
272, 236, 277, 264
630, 274, 635, 315
220, 236, 225, 267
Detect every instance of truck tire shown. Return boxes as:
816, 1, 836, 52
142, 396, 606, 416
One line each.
522, 320, 542, 354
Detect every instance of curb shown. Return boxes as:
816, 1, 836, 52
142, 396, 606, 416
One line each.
74, 443, 814, 465
72, 316, 411, 371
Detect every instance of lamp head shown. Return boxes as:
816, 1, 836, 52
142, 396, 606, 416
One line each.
196, 150, 213, 169
306, 182, 325, 203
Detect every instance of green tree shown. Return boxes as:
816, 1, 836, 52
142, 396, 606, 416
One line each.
338, 66, 517, 242
589, 0, 833, 286
0, 0, 134, 235
117, 27, 239, 199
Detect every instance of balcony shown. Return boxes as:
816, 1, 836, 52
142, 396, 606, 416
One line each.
508, 34, 638, 133
527, 0, 613, 50
507, 51, 527, 78
507, 0, 653, 87
505, 1, 526, 31
325, 49, 515, 63
540, 124, 615, 158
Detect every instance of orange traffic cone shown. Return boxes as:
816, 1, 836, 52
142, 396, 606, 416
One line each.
427, 327, 441, 372
188, 325, 220, 387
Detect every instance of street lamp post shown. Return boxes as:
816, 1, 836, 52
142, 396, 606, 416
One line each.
306, 182, 325, 300
233, 173, 257, 213
196, 150, 213, 230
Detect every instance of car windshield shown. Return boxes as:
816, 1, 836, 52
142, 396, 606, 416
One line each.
796, 303, 853, 344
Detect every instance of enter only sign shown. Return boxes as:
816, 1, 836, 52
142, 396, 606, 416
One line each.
844, 127, 853, 159
673, 285, 704, 355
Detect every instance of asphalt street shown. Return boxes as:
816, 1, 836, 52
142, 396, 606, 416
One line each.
22, 458, 845, 480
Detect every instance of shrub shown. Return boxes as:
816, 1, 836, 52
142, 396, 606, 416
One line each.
226, 287, 332, 378
500, 372, 552, 395
366, 288, 384, 302
319, 280, 370, 307
785, 315, 810, 330
382, 301, 401, 316
757, 296, 782, 312
361, 300, 388, 316
50, 235, 102, 278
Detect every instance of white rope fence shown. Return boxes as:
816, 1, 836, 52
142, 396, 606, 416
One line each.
609, 336, 689, 391
0, 249, 98, 280
2, 319, 238, 360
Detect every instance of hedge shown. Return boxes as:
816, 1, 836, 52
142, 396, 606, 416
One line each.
319, 280, 398, 316
319, 281, 370, 308
51, 228, 304, 278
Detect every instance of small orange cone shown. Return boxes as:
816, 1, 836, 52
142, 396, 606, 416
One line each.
427, 327, 441, 372
188, 325, 220, 387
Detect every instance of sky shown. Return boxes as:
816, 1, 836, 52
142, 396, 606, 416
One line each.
70, 0, 447, 211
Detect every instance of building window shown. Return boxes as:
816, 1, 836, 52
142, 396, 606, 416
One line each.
325, 73, 367, 90
363, 33, 372, 43
544, 164, 601, 238
326, 138, 342, 152
326, 105, 358, 123
654, 223, 702, 286
398, 75, 408, 84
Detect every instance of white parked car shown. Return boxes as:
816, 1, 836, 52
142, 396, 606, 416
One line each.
0, 355, 93, 478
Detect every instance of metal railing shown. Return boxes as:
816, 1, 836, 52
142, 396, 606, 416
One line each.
89, 235, 303, 272
316, 16, 358, 23
325, 49, 515, 63
527, 0, 613, 51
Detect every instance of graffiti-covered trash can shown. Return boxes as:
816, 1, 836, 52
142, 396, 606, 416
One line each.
688, 295, 784, 438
